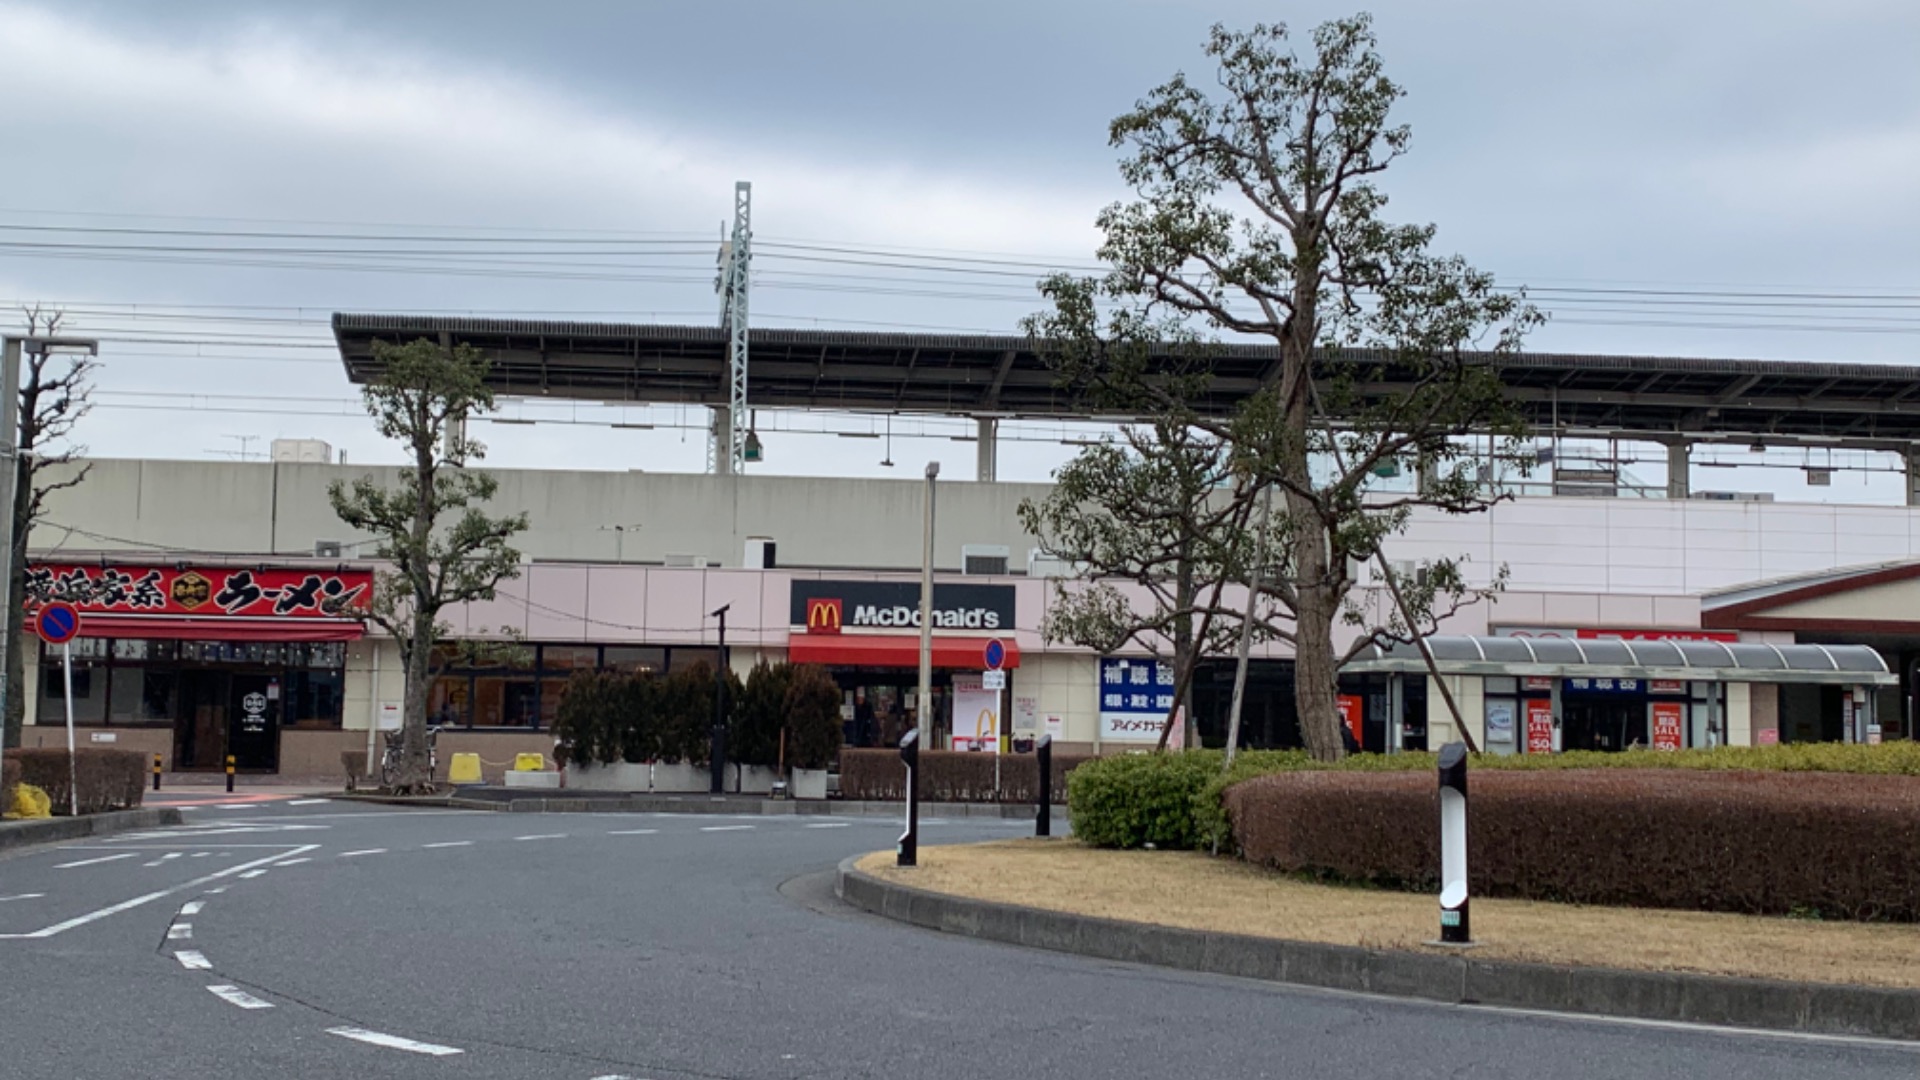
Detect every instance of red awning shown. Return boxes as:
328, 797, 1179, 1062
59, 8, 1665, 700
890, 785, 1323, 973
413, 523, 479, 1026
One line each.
787, 634, 1020, 669
32, 613, 365, 643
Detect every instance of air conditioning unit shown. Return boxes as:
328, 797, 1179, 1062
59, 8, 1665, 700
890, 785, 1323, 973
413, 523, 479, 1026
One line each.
1027, 548, 1084, 579
961, 544, 1010, 576
663, 553, 711, 569
743, 537, 777, 569
313, 540, 344, 558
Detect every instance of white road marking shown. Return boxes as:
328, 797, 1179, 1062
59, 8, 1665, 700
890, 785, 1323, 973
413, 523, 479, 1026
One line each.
606, 829, 657, 836
55, 852, 138, 870
338, 848, 386, 858
190, 852, 210, 858
214, 804, 257, 810
206, 985, 272, 1010
175, 950, 211, 970
180, 901, 205, 916
167, 924, 192, 940
700, 825, 754, 832
589, 1075, 638, 1080
286, 798, 329, 806
143, 852, 185, 867
238, 870, 268, 880
325, 1026, 463, 1056
805, 823, 850, 829
204, 887, 228, 895
272, 857, 312, 867
421, 841, 472, 849
0, 893, 45, 903
513, 833, 566, 841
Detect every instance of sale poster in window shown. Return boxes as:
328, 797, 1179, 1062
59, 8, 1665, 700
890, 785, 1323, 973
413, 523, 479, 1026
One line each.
1651, 701, 1685, 751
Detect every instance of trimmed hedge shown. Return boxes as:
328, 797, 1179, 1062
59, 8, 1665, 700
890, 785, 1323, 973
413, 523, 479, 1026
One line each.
838, 748, 1090, 804
2, 748, 146, 815
1226, 768, 1920, 920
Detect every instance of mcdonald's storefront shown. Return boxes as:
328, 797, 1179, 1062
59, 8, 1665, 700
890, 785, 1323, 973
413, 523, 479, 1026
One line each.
785, 579, 1023, 750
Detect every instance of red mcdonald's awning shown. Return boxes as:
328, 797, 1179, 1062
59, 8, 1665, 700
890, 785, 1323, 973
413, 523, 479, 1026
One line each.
31, 613, 366, 643
786, 634, 1020, 669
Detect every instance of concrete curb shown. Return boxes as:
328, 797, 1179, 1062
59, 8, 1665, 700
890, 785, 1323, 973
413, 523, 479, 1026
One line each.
330, 790, 1064, 819
835, 857, 1920, 1042
0, 807, 185, 853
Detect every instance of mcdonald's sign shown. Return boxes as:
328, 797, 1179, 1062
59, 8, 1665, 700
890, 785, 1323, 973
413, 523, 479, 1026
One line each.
806, 597, 844, 634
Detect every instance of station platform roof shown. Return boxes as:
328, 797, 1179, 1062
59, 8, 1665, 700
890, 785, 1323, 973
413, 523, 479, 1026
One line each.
333, 314, 1920, 449
1343, 635, 1895, 686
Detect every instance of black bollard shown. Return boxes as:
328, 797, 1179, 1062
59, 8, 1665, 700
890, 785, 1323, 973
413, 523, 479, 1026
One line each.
1437, 741, 1470, 944
898, 729, 920, 867
225, 754, 236, 794
152, 753, 163, 792
1035, 734, 1052, 837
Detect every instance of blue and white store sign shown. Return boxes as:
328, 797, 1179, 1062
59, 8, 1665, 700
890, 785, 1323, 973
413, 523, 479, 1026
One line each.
1099, 657, 1177, 742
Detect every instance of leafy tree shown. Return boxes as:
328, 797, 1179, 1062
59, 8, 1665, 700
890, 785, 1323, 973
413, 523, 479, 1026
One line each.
1033, 16, 1537, 760
329, 338, 529, 793
1019, 414, 1271, 750
4, 307, 95, 749
733, 661, 792, 770
783, 664, 844, 772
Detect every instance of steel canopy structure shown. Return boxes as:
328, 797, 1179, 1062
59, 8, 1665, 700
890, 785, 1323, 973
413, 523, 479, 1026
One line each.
332, 314, 1920, 449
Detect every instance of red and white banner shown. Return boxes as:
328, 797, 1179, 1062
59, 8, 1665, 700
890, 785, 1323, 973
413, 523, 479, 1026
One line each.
1526, 699, 1555, 754
26, 563, 371, 620
1337, 694, 1364, 746
1496, 626, 1738, 643
1651, 701, 1685, 751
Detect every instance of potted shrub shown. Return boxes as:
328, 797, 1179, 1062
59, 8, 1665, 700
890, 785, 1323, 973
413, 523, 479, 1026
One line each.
784, 664, 843, 800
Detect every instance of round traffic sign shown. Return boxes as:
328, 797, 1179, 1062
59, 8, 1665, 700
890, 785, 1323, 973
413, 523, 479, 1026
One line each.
36, 601, 81, 645
983, 637, 1006, 671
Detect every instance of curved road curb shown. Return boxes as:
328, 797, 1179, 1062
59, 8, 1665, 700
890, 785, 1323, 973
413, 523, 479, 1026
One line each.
0, 807, 184, 853
837, 856, 1920, 1042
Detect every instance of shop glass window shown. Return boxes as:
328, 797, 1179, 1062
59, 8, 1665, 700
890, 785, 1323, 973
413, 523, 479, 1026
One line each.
604, 647, 665, 675
428, 675, 470, 728
667, 647, 719, 673
108, 667, 176, 724
470, 676, 539, 727
286, 669, 345, 727
540, 646, 600, 675
38, 658, 106, 724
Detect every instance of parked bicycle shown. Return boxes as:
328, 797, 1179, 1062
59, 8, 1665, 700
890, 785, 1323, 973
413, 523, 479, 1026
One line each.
379, 724, 443, 789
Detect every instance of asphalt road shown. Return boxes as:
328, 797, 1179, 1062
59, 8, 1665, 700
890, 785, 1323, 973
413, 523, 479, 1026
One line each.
1, 798, 1916, 1079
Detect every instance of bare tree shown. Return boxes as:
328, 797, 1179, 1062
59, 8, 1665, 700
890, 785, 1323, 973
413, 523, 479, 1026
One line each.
3, 306, 96, 749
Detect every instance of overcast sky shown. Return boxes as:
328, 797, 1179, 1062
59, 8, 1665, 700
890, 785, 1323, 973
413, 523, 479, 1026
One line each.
1, 0, 1916, 500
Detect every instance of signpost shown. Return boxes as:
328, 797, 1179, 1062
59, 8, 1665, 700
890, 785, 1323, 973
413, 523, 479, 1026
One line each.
36, 601, 82, 818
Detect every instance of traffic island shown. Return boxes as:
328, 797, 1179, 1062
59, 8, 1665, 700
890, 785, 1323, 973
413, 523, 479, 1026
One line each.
0, 807, 184, 853
838, 840, 1920, 1040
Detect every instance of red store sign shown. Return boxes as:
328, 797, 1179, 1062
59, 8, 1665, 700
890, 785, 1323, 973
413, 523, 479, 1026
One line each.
25, 564, 372, 642
1497, 626, 1739, 644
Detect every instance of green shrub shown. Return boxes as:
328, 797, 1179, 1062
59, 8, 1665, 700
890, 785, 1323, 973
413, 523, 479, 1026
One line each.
839, 748, 1094, 802
783, 664, 844, 771
731, 661, 790, 769
2, 747, 145, 815
1067, 751, 1228, 849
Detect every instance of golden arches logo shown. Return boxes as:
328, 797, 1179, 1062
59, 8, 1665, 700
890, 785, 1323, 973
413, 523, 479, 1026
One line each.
806, 598, 843, 633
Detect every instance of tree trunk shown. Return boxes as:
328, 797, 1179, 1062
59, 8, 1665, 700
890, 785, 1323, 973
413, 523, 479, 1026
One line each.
1292, 565, 1343, 762
3, 458, 29, 749
398, 617, 435, 792
1156, 549, 1197, 751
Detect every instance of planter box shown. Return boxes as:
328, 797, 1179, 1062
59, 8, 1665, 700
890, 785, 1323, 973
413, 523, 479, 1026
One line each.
791, 768, 829, 801
563, 761, 651, 792
502, 771, 561, 789
650, 761, 710, 793
731, 764, 780, 795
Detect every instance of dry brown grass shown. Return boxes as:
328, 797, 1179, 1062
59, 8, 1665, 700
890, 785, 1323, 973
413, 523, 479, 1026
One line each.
858, 840, 1920, 988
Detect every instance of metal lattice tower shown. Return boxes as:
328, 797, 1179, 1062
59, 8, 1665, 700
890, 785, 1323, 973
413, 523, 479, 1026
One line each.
711, 181, 752, 475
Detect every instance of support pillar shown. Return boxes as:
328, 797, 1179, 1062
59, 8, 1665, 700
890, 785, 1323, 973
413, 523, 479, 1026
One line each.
713, 407, 734, 477
976, 417, 998, 482
1906, 447, 1920, 507
1665, 440, 1691, 500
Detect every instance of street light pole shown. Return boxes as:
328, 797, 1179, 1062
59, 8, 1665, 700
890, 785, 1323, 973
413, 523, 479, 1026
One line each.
0, 336, 97, 746
710, 603, 730, 794
918, 461, 939, 750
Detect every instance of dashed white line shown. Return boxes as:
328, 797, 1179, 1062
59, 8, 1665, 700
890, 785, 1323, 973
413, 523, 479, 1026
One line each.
180, 901, 205, 916
206, 985, 272, 1010
142, 852, 186, 867
272, 857, 312, 867
700, 825, 754, 832
805, 822, 850, 829
606, 829, 657, 836
514, 833, 566, 841
286, 798, 329, 806
338, 848, 386, 858
0, 893, 45, 903
214, 804, 257, 811
55, 852, 138, 870
204, 887, 228, 895
238, 870, 268, 880
190, 852, 211, 858
325, 1026, 463, 1056
175, 950, 211, 970
588, 1075, 639, 1080
167, 923, 192, 940
421, 841, 473, 849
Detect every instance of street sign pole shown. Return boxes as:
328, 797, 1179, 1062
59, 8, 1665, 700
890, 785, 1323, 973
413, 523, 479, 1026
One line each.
61, 639, 77, 817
